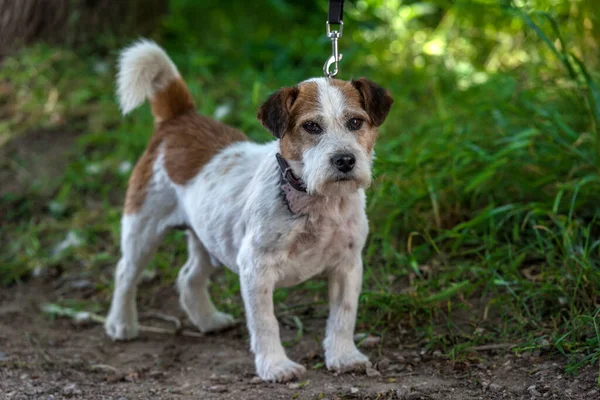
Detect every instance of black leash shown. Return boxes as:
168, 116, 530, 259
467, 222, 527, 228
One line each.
328, 0, 344, 24
323, 0, 344, 77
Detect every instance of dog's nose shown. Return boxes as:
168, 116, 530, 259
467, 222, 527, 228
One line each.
331, 153, 356, 173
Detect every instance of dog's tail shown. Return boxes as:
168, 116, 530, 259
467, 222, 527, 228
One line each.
117, 39, 194, 123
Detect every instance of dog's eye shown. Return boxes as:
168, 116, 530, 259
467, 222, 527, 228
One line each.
302, 121, 323, 134
347, 118, 363, 131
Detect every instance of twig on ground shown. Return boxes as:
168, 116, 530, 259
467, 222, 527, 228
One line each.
142, 311, 182, 330
90, 364, 120, 373
470, 343, 517, 351
40, 303, 205, 338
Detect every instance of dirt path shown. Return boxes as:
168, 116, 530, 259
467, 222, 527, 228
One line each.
0, 283, 597, 400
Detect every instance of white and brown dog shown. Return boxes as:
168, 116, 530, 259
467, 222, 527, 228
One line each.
105, 40, 393, 382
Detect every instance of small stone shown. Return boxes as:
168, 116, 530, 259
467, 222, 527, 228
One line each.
62, 383, 82, 396
387, 364, 405, 373
489, 383, 502, 392
587, 390, 599, 397
355, 334, 380, 348
0, 352, 8, 361
287, 383, 300, 390
209, 385, 228, 393
365, 367, 381, 377
350, 387, 359, 394
396, 385, 410, 399
407, 391, 422, 400
249, 377, 262, 384
432, 350, 442, 357
148, 370, 165, 379
481, 381, 490, 392
527, 385, 541, 396
377, 358, 390, 371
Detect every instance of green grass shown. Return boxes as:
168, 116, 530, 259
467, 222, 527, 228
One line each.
1, 0, 599, 376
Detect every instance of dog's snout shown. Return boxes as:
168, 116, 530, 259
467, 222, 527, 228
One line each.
331, 153, 356, 173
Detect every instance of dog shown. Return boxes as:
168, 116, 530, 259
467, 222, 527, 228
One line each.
104, 40, 393, 382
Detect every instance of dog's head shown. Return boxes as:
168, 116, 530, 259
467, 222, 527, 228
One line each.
258, 77, 393, 196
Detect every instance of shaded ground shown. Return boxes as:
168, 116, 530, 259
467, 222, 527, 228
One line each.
1, 282, 598, 400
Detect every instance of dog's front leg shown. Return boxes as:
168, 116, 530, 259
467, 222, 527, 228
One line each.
240, 261, 306, 382
324, 257, 371, 372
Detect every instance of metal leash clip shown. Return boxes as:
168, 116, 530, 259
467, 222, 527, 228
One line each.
323, 21, 343, 78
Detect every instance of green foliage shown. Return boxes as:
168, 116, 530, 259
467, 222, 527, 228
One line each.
1, 0, 599, 373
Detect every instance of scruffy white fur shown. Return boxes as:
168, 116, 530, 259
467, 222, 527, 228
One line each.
105, 41, 378, 382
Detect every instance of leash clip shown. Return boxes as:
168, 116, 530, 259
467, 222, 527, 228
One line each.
323, 21, 343, 78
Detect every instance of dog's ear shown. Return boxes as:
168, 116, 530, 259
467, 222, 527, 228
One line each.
257, 86, 300, 139
351, 77, 394, 127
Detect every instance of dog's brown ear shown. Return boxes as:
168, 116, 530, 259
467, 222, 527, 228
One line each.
257, 86, 299, 139
351, 77, 394, 127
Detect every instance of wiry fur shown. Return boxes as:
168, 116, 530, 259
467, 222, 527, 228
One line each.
105, 40, 393, 383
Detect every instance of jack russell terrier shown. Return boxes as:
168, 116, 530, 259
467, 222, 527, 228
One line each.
105, 40, 393, 382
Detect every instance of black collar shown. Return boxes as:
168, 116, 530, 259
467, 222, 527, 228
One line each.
275, 153, 307, 193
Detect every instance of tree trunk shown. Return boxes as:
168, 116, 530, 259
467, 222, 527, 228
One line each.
0, 0, 167, 56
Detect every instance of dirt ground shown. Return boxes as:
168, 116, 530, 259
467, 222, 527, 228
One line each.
1, 282, 598, 400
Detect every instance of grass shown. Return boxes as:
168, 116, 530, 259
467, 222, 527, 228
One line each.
1, 0, 599, 376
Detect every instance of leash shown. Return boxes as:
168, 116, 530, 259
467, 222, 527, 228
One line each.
323, 0, 344, 78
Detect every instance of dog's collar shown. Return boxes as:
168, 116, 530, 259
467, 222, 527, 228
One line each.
275, 153, 307, 193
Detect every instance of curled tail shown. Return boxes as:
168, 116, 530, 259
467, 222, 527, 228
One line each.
117, 39, 194, 123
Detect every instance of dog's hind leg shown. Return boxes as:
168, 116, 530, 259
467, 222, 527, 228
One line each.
105, 212, 166, 340
177, 231, 236, 333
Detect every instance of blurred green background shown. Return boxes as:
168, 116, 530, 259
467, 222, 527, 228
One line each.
1, 0, 598, 373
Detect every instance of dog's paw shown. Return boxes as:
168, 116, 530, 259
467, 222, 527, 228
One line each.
258, 358, 306, 382
326, 349, 371, 373
105, 311, 139, 340
195, 311, 237, 333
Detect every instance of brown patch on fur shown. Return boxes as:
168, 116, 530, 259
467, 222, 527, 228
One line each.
256, 87, 299, 139
161, 111, 248, 184
150, 78, 195, 123
279, 82, 320, 161
356, 126, 378, 154
351, 77, 394, 127
124, 135, 163, 214
124, 110, 248, 214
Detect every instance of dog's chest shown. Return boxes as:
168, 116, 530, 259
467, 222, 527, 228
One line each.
275, 204, 365, 288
